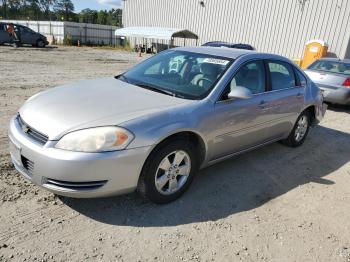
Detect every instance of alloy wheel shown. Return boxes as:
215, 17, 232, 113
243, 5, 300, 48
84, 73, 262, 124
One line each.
294, 115, 308, 142
154, 150, 191, 195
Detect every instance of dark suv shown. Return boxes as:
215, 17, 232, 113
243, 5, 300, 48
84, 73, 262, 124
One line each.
0, 22, 49, 47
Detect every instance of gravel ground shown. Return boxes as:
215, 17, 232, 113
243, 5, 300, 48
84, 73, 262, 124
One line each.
0, 45, 350, 262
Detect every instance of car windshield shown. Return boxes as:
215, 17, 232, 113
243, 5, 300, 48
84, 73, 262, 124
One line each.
119, 50, 233, 99
308, 60, 350, 76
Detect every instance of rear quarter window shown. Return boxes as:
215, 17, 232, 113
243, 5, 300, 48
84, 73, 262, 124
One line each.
295, 69, 307, 86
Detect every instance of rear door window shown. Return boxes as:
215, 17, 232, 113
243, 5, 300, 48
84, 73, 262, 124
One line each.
268, 61, 296, 90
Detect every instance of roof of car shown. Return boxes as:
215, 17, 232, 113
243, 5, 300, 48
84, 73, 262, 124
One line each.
174, 46, 256, 59
316, 57, 350, 63
174, 46, 290, 62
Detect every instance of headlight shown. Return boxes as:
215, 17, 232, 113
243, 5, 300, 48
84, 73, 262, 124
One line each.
55, 127, 134, 152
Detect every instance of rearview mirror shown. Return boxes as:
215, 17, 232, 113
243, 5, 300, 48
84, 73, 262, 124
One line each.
227, 86, 253, 100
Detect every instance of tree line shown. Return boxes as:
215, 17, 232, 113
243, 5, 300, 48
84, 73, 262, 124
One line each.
0, 0, 123, 26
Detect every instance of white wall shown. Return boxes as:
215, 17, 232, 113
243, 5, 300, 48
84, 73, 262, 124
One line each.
123, 0, 350, 59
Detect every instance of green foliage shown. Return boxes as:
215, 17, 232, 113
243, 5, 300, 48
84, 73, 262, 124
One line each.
79, 8, 97, 23
54, 0, 74, 21
78, 8, 122, 26
0, 0, 122, 26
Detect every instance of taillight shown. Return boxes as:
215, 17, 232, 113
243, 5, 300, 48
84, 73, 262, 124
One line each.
342, 78, 350, 87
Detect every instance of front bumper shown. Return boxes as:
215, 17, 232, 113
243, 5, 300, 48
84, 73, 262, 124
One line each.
8, 116, 152, 198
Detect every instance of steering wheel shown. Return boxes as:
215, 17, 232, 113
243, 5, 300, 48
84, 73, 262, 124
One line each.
196, 77, 214, 88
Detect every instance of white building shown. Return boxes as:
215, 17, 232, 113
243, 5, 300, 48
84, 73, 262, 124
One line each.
122, 0, 350, 59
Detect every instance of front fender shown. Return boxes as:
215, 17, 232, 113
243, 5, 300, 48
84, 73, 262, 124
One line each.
121, 102, 210, 158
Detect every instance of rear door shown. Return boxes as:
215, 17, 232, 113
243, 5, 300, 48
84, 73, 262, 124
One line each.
259, 60, 305, 139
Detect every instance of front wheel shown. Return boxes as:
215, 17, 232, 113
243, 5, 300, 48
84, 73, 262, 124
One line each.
138, 139, 198, 204
36, 39, 46, 48
282, 111, 311, 147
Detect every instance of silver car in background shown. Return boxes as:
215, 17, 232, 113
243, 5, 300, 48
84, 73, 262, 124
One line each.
8, 47, 326, 204
304, 58, 350, 105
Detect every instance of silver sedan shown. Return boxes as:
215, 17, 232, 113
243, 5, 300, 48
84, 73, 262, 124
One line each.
304, 58, 350, 105
8, 47, 326, 203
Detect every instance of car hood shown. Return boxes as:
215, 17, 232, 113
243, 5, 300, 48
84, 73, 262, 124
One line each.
19, 77, 190, 140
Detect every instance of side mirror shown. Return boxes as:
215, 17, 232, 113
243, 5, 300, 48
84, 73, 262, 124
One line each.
227, 86, 253, 100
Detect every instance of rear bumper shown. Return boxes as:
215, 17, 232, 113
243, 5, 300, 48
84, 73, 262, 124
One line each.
314, 102, 327, 124
319, 85, 350, 105
8, 116, 151, 198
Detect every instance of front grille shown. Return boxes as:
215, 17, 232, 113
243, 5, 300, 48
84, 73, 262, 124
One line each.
21, 156, 34, 175
17, 115, 49, 145
43, 178, 107, 191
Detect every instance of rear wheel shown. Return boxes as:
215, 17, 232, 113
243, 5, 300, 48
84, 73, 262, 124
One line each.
283, 110, 311, 147
138, 139, 198, 204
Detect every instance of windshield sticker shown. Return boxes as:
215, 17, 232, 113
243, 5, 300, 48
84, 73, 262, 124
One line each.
203, 58, 230, 65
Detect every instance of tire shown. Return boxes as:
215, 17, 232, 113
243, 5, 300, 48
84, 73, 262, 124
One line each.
282, 110, 311, 147
36, 39, 45, 48
138, 139, 199, 204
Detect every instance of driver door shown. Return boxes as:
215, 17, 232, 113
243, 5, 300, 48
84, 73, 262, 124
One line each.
209, 60, 274, 160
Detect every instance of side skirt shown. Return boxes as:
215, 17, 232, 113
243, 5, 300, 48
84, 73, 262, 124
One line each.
203, 136, 285, 168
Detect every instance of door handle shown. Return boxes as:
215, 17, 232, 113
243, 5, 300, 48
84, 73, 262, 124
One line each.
295, 93, 303, 99
258, 100, 268, 109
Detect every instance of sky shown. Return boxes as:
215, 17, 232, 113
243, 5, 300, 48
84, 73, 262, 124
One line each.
71, 0, 123, 12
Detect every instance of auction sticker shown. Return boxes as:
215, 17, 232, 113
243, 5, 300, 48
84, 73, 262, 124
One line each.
203, 58, 230, 65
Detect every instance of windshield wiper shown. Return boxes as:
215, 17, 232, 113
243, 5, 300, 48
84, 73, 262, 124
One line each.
115, 74, 129, 83
117, 77, 184, 98
135, 83, 178, 97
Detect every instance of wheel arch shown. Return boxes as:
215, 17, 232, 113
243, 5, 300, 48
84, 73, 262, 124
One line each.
144, 130, 207, 170
302, 105, 316, 125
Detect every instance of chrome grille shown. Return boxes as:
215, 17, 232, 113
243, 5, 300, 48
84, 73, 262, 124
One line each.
21, 156, 34, 175
17, 115, 48, 145
43, 178, 107, 191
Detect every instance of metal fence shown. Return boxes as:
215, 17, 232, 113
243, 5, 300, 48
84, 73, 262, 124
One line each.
1, 20, 120, 45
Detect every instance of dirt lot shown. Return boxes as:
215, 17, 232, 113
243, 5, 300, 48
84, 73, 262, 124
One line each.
0, 46, 349, 262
